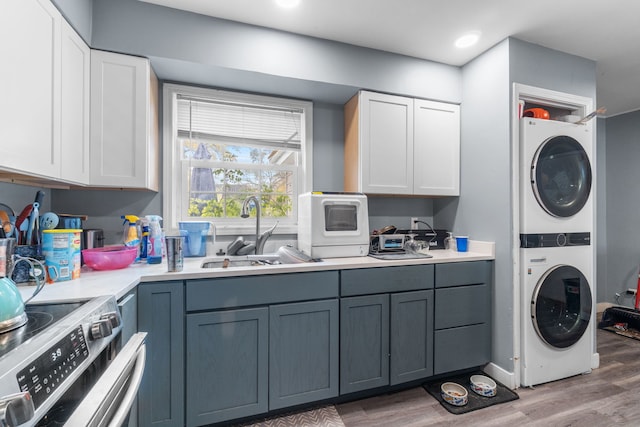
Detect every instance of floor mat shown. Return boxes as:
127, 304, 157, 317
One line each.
423, 371, 519, 415
235, 405, 345, 427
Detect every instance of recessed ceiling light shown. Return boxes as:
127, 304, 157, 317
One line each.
275, 0, 301, 8
455, 32, 481, 48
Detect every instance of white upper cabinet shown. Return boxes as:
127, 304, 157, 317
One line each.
413, 99, 460, 196
0, 0, 90, 185
0, 0, 61, 179
60, 18, 91, 184
344, 90, 460, 196
90, 50, 159, 191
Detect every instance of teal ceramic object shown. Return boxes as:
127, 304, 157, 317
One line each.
0, 276, 27, 330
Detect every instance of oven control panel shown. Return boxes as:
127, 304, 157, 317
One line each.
16, 325, 89, 410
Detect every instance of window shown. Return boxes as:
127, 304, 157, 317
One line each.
163, 84, 313, 235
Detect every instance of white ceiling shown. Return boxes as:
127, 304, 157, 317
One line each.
140, 0, 640, 117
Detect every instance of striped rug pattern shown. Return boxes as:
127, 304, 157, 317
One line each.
237, 405, 345, 427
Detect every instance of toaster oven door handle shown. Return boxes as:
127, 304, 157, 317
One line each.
64, 332, 147, 427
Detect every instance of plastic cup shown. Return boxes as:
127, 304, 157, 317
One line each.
455, 236, 468, 252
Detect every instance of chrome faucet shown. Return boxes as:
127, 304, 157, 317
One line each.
241, 195, 277, 255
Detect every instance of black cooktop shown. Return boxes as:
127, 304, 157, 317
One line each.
0, 302, 85, 359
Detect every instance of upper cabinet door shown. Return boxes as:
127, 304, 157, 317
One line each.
359, 92, 414, 194
0, 0, 61, 178
413, 99, 460, 196
60, 19, 90, 184
90, 50, 159, 190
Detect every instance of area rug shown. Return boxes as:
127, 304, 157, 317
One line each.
423, 371, 519, 415
236, 405, 345, 427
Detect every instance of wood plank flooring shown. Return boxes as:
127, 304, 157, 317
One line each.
336, 327, 640, 426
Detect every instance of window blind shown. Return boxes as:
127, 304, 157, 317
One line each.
177, 95, 302, 151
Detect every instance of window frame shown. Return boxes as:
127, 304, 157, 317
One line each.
162, 83, 313, 235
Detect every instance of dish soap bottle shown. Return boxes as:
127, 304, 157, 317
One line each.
122, 215, 141, 262
145, 215, 163, 264
444, 232, 455, 251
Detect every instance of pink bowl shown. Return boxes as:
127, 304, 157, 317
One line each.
82, 246, 138, 271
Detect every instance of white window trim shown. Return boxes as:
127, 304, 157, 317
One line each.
162, 83, 313, 236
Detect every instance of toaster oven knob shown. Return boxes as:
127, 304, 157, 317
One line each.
100, 311, 121, 328
90, 319, 113, 340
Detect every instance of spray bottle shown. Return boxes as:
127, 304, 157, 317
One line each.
145, 215, 163, 264
122, 215, 141, 262
140, 218, 150, 261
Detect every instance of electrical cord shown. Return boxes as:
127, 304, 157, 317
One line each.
413, 219, 437, 245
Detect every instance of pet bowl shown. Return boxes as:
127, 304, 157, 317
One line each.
441, 382, 468, 406
82, 246, 138, 271
470, 374, 497, 397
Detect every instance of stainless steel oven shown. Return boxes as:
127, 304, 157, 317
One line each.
0, 295, 146, 426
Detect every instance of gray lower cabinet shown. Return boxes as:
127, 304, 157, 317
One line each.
137, 281, 184, 427
340, 294, 390, 393
269, 300, 339, 409
390, 290, 434, 384
133, 263, 491, 426
434, 261, 492, 374
340, 265, 435, 395
184, 271, 340, 426
186, 307, 269, 426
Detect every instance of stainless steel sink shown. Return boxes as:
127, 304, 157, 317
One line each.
200, 254, 282, 269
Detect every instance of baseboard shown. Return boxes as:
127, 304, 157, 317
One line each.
483, 362, 516, 390
592, 352, 600, 369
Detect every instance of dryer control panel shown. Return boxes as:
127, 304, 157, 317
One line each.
520, 232, 590, 248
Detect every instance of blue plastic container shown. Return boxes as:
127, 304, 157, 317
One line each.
178, 221, 211, 257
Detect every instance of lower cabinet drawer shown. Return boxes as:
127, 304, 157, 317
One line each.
435, 284, 489, 329
434, 324, 490, 375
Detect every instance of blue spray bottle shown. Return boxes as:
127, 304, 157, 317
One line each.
145, 215, 163, 264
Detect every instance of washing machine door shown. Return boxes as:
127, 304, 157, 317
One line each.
532, 265, 592, 349
531, 135, 592, 217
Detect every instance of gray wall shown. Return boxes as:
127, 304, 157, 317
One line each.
0, 183, 52, 216
509, 39, 597, 100
603, 110, 640, 306
90, 0, 461, 106
51, 0, 92, 43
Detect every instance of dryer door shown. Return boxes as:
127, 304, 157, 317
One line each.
532, 265, 592, 348
531, 135, 592, 217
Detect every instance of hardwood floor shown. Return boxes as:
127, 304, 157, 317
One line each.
336, 327, 640, 426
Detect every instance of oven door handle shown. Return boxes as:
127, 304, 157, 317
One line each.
108, 338, 146, 427
64, 332, 147, 427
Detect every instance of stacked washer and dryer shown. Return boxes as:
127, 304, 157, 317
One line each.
519, 116, 596, 387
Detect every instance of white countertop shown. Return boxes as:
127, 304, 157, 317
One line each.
18, 240, 495, 304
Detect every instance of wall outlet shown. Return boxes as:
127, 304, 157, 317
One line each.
410, 217, 418, 230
